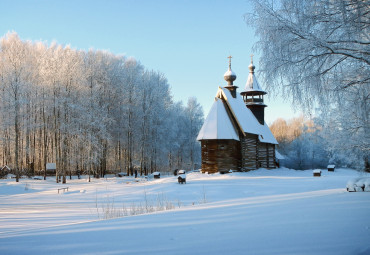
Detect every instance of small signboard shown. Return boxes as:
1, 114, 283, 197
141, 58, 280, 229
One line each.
46, 163, 56, 171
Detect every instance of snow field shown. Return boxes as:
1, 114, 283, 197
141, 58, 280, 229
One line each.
0, 168, 369, 254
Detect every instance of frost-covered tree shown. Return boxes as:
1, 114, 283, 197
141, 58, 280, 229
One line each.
284, 125, 328, 170
0, 32, 33, 181
184, 97, 203, 170
317, 86, 369, 170
271, 116, 328, 169
0, 32, 203, 181
246, 0, 369, 169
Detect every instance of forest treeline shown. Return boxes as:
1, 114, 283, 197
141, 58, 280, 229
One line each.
271, 116, 327, 169
271, 115, 368, 171
0, 32, 203, 182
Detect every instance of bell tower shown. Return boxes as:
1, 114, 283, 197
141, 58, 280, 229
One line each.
240, 55, 267, 125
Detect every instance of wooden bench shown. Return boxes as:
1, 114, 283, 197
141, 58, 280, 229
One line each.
58, 187, 69, 193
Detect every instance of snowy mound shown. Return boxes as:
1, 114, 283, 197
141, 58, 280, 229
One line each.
346, 177, 370, 192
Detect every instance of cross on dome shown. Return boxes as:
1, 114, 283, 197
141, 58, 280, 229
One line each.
227, 55, 232, 69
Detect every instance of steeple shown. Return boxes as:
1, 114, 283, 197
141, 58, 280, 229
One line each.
223, 56, 238, 98
240, 55, 267, 125
242, 54, 266, 94
249, 54, 256, 73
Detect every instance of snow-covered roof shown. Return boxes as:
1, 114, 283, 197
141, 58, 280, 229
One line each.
275, 150, 285, 160
216, 87, 278, 144
217, 87, 260, 135
238, 62, 266, 94
197, 98, 239, 141
0, 165, 11, 171
327, 165, 335, 168
242, 71, 265, 93
258, 121, 279, 144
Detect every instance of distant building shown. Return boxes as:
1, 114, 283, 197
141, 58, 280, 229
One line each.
197, 56, 278, 173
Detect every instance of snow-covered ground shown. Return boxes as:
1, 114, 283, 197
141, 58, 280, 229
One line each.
1, 168, 369, 255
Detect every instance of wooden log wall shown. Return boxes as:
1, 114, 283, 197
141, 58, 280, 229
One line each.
240, 133, 258, 171
257, 143, 276, 169
268, 144, 275, 168
258, 143, 268, 168
201, 140, 217, 174
201, 140, 241, 173
200, 138, 276, 173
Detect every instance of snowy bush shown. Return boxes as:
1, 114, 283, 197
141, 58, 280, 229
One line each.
96, 192, 180, 220
346, 178, 370, 192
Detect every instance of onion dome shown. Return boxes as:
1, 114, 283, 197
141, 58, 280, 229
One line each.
248, 61, 256, 73
224, 56, 237, 86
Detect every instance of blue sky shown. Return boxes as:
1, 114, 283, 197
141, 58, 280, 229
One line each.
0, 0, 298, 123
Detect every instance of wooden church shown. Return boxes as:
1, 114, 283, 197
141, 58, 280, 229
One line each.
197, 56, 278, 173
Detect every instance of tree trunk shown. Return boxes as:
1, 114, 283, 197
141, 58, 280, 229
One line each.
14, 96, 20, 182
